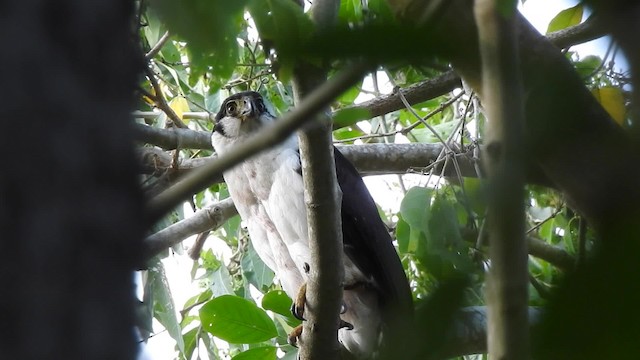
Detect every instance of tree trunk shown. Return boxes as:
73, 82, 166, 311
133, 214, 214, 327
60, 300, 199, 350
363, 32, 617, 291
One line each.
0, 1, 143, 359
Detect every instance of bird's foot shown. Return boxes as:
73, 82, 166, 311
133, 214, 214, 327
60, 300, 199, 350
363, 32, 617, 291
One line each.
288, 324, 303, 347
288, 319, 354, 348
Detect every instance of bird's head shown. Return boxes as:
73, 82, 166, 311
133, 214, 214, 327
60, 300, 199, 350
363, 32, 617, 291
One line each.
212, 91, 274, 140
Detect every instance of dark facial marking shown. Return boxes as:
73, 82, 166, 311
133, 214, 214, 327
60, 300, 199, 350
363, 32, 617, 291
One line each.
213, 122, 227, 137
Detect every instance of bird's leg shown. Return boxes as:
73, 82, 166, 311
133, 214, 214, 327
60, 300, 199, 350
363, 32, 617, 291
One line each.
287, 282, 307, 347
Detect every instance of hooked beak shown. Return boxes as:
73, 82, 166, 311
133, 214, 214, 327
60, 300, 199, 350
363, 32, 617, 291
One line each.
239, 97, 255, 121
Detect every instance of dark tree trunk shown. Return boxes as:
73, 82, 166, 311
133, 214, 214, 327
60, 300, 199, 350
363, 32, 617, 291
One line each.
0, 0, 143, 359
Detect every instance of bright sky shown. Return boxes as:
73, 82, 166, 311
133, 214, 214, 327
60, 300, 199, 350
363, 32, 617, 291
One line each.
139, 1, 617, 359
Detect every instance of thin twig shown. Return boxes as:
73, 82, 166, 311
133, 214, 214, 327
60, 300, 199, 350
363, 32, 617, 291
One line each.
144, 66, 188, 128
145, 31, 171, 60
526, 206, 564, 235
334, 92, 463, 143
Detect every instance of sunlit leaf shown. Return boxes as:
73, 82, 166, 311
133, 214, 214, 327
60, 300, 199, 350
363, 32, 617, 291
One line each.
339, 0, 363, 24
232, 346, 277, 360
546, 4, 583, 34
200, 295, 278, 343
169, 96, 190, 123
592, 86, 626, 126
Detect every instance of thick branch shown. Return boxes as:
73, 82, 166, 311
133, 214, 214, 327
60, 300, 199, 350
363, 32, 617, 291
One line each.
293, 0, 344, 358
145, 62, 370, 224
338, 18, 604, 121
134, 124, 213, 150
475, 1, 529, 358
139, 143, 477, 178
142, 198, 237, 260
526, 236, 574, 271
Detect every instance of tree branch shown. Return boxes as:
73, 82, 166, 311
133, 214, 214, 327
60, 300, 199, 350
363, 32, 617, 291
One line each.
139, 143, 477, 178
475, 1, 529, 358
134, 124, 213, 150
143, 67, 188, 129
142, 198, 236, 260
336, 18, 605, 122
145, 31, 171, 60
293, 0, 344, 358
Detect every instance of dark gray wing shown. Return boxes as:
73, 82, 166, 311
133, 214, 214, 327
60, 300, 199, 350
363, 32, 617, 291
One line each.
334, 147, 413, 321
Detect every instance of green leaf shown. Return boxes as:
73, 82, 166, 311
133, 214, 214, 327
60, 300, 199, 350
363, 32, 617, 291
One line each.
333, 126, 365, 142
182, 327, 199, 360
400, 187, 433, 256
461, 178, 487, 216
367, 0, 395, 23
261, 290, 293, 318
546, 4, 583, 34
337, 82, 363, 105
159, 40, 181, 64
338, 0, 363, 24
395, 214, 411, 254
248, 0, 315, 61
150, 0, 248, 87
333, 108, 372, 128
497, 0, 518, 17
200, 295, 278, 343
592, 86, 626, 126
427, 196, 463, 253
575, 55, 602, 78
210, 265, 234, 297
242, 242, 275, 291
410, 120, 456, 144
148, 260, 185, 353
400, 187, 433, 231
232, 346, 277, 360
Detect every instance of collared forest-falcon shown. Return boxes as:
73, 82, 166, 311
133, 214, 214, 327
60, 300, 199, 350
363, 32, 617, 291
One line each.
211, 91, 413, 358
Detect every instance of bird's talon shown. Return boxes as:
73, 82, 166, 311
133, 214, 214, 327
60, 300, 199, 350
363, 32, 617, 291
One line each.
291, 283, 307, 321
288, 324, 303, 347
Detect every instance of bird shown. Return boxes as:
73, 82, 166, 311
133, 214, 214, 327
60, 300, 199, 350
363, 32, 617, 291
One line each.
211, 91, 413, 358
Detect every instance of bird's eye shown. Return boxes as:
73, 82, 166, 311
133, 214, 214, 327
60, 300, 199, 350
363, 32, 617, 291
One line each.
226, 102, 237, 115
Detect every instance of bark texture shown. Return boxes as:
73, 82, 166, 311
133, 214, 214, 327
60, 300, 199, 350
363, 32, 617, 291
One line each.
0, 0, 143, 359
